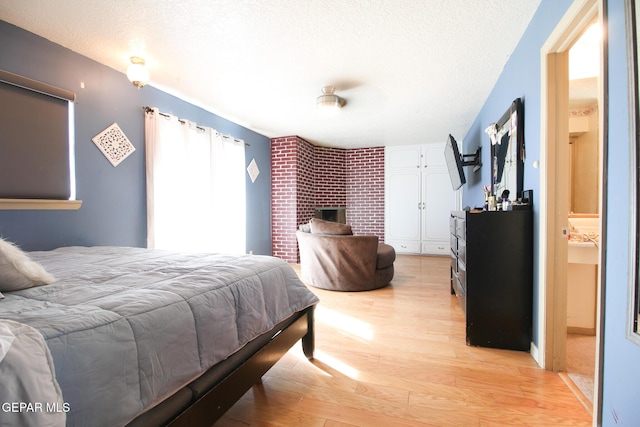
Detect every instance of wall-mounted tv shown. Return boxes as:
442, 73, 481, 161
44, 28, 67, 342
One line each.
444, 134, 466, 190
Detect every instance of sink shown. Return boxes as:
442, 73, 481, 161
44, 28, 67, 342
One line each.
568, 216, 599, 265
568, 241, 598, 264
567, 215, 599, 332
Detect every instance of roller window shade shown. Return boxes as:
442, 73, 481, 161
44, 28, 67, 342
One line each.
0, 70, 74, 199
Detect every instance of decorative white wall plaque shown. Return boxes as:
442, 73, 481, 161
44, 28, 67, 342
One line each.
247, 158, 260, 183
92, 123, 136, 167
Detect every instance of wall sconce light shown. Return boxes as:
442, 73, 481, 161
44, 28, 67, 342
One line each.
126, 56, 150, 88
316, 86, 346, 115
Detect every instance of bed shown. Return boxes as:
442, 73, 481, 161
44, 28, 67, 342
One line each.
0, 243, 319, 426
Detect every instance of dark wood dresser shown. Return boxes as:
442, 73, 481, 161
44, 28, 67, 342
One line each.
450, 209, 533, 351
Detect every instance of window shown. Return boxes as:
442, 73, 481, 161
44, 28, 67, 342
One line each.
0, 69, 77, 203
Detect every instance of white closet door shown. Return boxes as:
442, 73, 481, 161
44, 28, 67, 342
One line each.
387, 145, 421, 169
386, 171, 422, 252
385, 143, 458, 255
422, 167, 454, 242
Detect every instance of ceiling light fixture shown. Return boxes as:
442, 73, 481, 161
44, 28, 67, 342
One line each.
126, 56, 150, 88
316, 85, 346, 114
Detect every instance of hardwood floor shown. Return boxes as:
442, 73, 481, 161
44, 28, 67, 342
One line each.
216, 255, 592, 426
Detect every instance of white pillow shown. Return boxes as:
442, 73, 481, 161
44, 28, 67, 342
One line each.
0, 322, 15, 363
0, 238, 55, 292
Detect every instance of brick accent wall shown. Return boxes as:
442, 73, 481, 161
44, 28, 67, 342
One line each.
346, 147, 385, 240
296, 138, 315, 231
314, 146, 347, 208
271, 136, 385, 262
271, 136, 299, 262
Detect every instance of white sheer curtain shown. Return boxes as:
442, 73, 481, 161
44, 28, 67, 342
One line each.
145, 108, 246, 254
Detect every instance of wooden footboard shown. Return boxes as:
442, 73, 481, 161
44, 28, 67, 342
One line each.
126, 305, 316, 427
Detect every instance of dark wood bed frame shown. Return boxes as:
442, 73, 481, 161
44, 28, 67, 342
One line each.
125, 305, 316, 426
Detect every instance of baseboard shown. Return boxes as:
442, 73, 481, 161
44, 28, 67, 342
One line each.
530, 341, 542, 367
567, 326, 596, 335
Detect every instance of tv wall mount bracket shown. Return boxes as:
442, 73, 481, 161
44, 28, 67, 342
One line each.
462, 147, 482, 172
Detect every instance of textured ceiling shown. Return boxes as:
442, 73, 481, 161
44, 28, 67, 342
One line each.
0, 0, 542, 148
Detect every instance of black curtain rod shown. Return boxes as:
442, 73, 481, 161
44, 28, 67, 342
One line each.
143, 106, 249, 146
143, 106, 205, 131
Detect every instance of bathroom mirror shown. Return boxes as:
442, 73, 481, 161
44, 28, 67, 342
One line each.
489, 98, 524, 201
568, 23, 600, 214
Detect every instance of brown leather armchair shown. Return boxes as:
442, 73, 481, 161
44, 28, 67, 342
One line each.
296, 219, 395, 291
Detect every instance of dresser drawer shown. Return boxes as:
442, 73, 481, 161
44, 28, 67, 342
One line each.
457, 239, 466, 264
456, 218, 466, 238
457, 260, 466, 292
450, 251, 458, 273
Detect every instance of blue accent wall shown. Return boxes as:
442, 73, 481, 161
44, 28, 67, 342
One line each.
0, 20, 272, 254
602, 1, 640, 424
462, 0, 574, 352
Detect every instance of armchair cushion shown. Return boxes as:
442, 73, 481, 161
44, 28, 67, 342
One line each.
309, 218, 352, 235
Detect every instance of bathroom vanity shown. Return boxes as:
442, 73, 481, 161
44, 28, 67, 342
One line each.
567, 215, 600, 334
450, 209, 533, 351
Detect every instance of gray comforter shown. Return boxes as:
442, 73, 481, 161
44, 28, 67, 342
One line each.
0, 246, 318, 427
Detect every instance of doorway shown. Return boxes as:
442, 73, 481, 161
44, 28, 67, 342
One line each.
565, 20, 601, 411
540, 0, 604, 423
